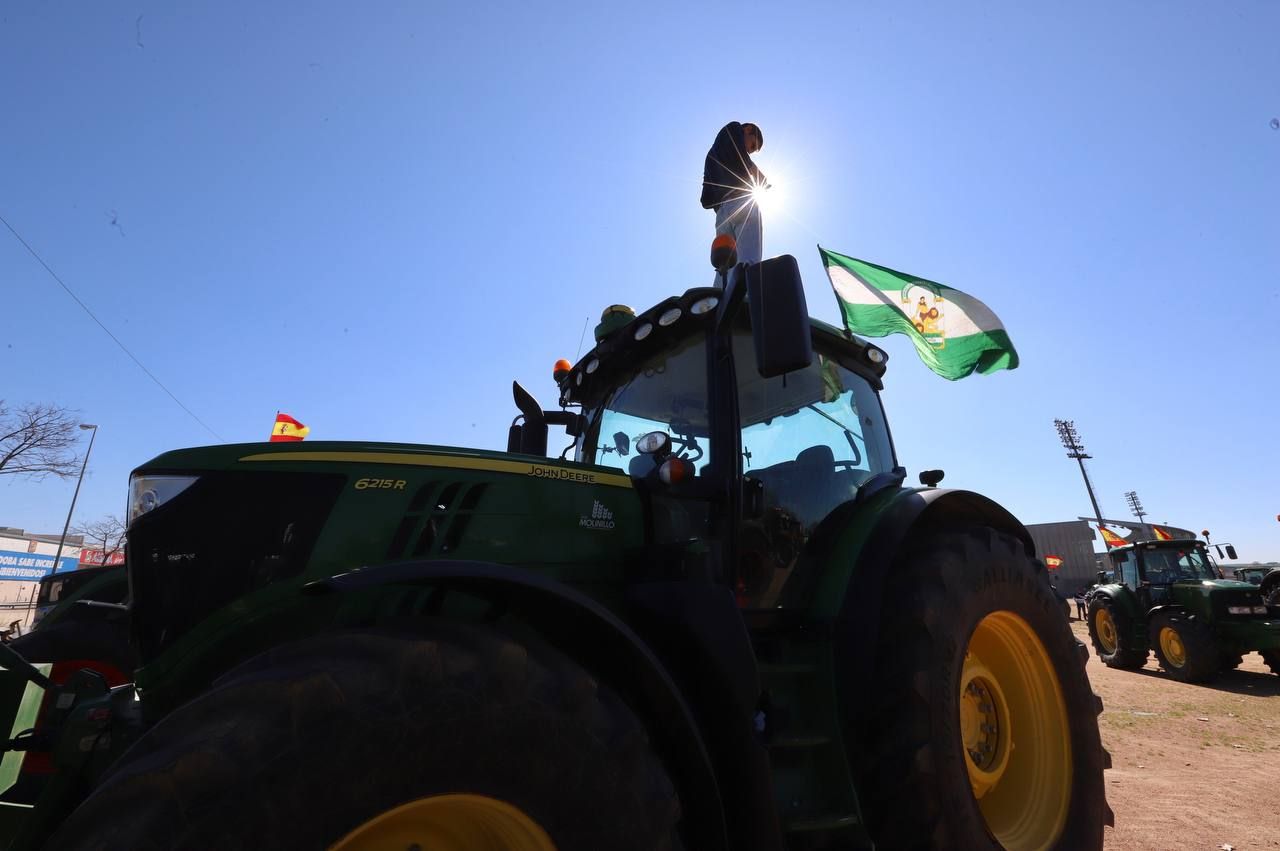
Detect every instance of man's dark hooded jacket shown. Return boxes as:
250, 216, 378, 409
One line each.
700, 122, 765, 210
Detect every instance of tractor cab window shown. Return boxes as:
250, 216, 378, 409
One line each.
1114, 551, 1139, 589
735, 330, 894, 528
584, 331, 712, 477
1140, 547, 1215, 584
733, 326, 895, 608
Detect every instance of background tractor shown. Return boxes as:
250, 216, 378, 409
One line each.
1088, 539, 1280, 682
0, 254, 1109, 850
1232, 566, 1280, 607
0, 566, 132, 811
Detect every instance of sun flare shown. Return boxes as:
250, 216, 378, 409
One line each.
750, 175, 782, 216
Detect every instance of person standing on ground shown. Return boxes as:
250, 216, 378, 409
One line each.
701, 122, 766, 282
1074, 590, 1088, 620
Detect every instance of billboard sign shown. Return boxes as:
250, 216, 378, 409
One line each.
79, 549, 125, 567
0, 550, 80, 582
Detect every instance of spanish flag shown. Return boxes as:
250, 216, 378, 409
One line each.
1153, 526, 1173, 541
1044, 555, 1063, 570
1098, 526, 1127, 548
270, 413, 310, 442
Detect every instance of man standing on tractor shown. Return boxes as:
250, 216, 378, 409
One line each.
701, 121, 766, 284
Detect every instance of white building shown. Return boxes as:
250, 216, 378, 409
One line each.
0, 527, 83, 612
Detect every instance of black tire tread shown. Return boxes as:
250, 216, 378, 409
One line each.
1149, 611, 1218, 683
1087, 596, 1148, 670
853, 526, 1109, 850
49, 623, 680, 851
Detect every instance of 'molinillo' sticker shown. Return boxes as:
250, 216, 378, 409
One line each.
579, 500, 616, 530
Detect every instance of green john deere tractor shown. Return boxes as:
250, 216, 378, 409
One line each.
1088, 539, 1280, 682
1232, 566, 1280, 607
0, 254, 1110, 850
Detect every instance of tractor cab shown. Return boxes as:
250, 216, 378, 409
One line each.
1235, 567, 1271, 585
1107, 540, 1218, 607
553, 259, 900, 608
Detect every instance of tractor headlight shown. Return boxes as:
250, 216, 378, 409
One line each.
1227, 606, 1250, 615
128, 475, 199, 526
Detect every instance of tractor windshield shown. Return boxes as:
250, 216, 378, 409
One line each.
1141, 546, 1217, 584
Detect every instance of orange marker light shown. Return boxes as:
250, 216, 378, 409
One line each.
710, 234, 738, 271
553, 358, 572, 382
658, 457, 692, 485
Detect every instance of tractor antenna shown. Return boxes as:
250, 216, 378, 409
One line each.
575, 316, 590, 359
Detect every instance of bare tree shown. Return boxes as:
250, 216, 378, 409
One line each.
73, 514, 127, 563
0, 402, 82, 480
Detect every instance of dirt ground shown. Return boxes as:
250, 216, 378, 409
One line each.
1065, 618, 1280, 850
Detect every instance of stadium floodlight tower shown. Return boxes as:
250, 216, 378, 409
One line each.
1055, 419, 1104, 531
1124, 490, 1147, 529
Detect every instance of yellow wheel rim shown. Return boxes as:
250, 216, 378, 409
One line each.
1094, 608, 1118, 654
329, 794, 558, 851
1159, 626, 1187, 668
960, 611, 1072, 851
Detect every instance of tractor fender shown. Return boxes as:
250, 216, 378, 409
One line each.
308, 560, 729, 851
1086, 585, 1145, 620
821, 488, 1034, 701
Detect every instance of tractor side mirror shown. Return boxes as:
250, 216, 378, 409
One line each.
1225, 545, 1238, 560
747, 255, 813, 378
613, 431, 631, 457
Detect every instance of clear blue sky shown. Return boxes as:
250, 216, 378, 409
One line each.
3, 2, 1278, 559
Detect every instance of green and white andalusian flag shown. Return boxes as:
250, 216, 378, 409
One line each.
820, 247, 1019, 380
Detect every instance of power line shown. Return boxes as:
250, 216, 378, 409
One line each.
1, 212, 224, 442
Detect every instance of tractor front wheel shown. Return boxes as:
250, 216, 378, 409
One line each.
1149, 611, 1218, 683
49, 624, 681, 851
853, 527, 1110, 850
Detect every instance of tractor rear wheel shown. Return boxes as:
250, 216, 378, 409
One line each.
1087, 597, 1147, 670
49, 624, 682, 851
853, 527, 1110, 850
1149, 611, 1218, 683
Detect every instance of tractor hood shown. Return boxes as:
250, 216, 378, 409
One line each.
1177, 579, 1259, 594
126, 440, 643, 665
1168, 579, 1268, 618
1198, 578, 1259, 591
132, 440, 632, 487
